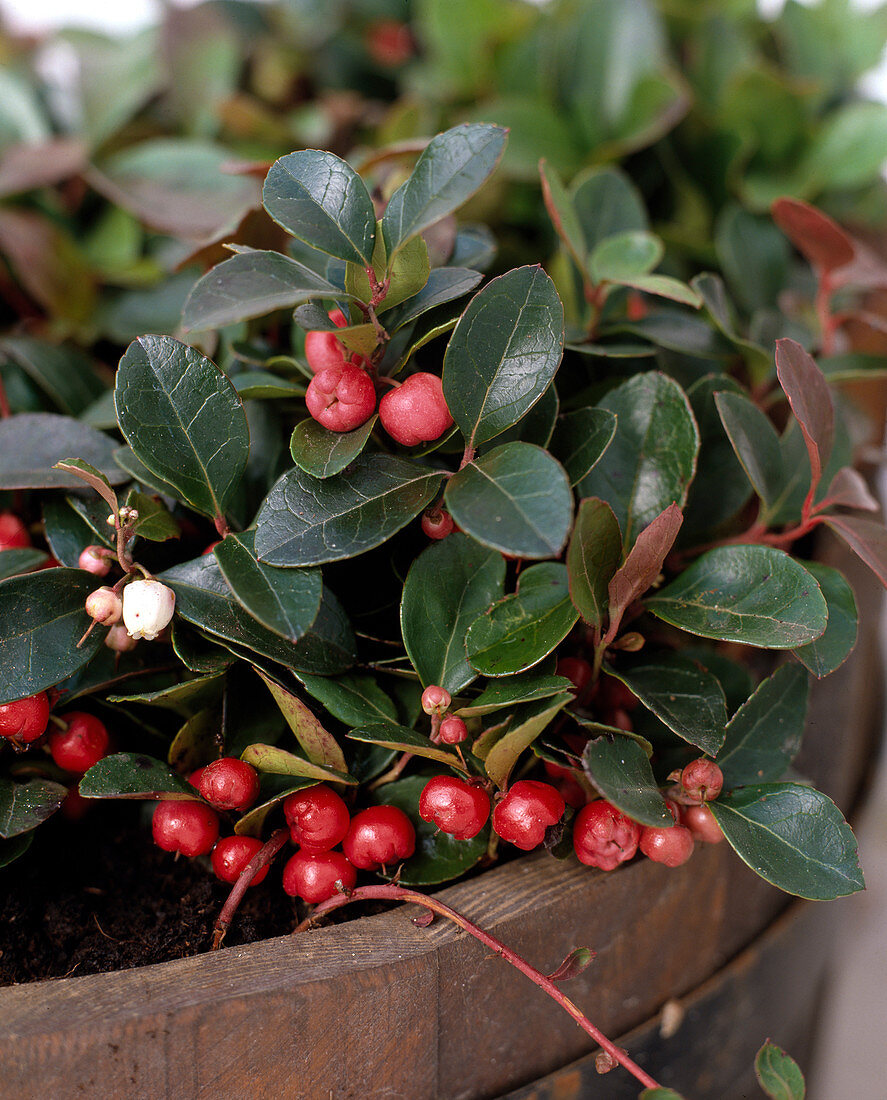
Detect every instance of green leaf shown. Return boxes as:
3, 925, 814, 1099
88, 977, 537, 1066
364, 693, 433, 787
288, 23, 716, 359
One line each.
374, 774, 489, 885
0, 413, 126, 490
254, 455, 443, 566
540, 158, 588, 273
610, 274, 702, 308
444, 442, 573, 559
570, 166, 647, 252
381, 267, 484, 334
289, 415, 377, 479
791, 562, 857, 678
578, 372, 699, 548
582, 736, 671, 826
115, 335, 249, 520
755, 1041, 806, 1100
646, 546, 828, 648
124, 490, 179, 543
107, 673, 223, 717
640, 1090, 687, 1100
381, 123, 507, 258
232, 373, 306, 400
263, 149, 376, 265
442, 266, 564, 450
693, 272, 772, 381
549, 408, 617, 486
0, 548, 47, 580
802, 101, 887, 193
717, 664, 809, 788
257, 670, 347, 772
714, 205, 791, 315
182, 250, 349, 332
239, 743, 355, 785
0, 832, 33, 868
589, 230, 663, 284
401, 533, 506, 693
714, 390, 784, 511
483, 694, 572, 789
709, 783, 863, 899
0, 778, 66, 838
160, 555, 354, 675
0, 337, 105, 416
214, 530, 322, 643
457, 672, 573, 717
347, 723, 464, 770
167, 710, 218, 774
607, 503, 683, 633
466, 563, 579, 677
0, 569, 104, 703
608, 654, 727, 756
346, 233, 430, 314
113, 445, 182, 501
79, 753, 195, 800
566, 498, 622, 629
295, 672, 398, 728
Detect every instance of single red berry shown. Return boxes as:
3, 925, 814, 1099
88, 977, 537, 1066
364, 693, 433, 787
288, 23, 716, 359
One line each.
283, 784, 350, 852
198, 757, 260, 813
492, 780, 565, 851
0, 692, 50, 743
48, 712, 109, 774
639, 806, 695, 868
282, 849, 357, 903
188, 767, 206, 788
438, 715, 468, 745
211, 836, 269, 886
419, 776, 490, 840
573, 800, 641, 871
366, 20, 414, 67
61, 787, 91, 822
421, 508, 455, 540
78, 545, 112, 576
152, 800, 219, 857
421, 684, 451, 715
557, 657, 593, 697
305, 362, 376, 432
305, 329, 348, 375
378, 373, 453, 447
342, 805, 416, 870
626, 290, 648, 322
681, 804, 724, 845
0, 512, 30, 550
680, 758, 724, 803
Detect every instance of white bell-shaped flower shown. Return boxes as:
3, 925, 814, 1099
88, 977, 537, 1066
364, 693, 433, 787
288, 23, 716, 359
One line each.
122, 578, 176, 640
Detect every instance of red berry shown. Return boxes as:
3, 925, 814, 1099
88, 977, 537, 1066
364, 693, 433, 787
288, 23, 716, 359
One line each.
378, 373, 453, 447
681, 804, 723, 845
0, 512, 30, 550
366, 20, 414, 67
609, 708, 634, 732
282, 850, 357, 903
0, 692, 50, 743
680, 758, 723, 803
152, 800, 219, 856
198, 758, 260, 813
61, 787, 91, 821
305, 362, 376, 432
492, 780, 565, 851
421, 684, 451, 715
557, 657, 593, 696
342, 805, 416, 870
78, 545, 111, 576
48, 712, 109, 774
328, 308, 348, 328
573, 800, 640, 871
419, 776, 490, 840
188, 767, 205, 788
421, 508, 455, 540
283, 784, 350, 852
639, 817, 695, 869
211, 836, 269, 886
305, 329, 348, 374
438, 716, 468, 745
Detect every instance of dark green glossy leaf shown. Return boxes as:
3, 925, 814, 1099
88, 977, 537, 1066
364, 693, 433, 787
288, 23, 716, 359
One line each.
693, 272, 771, 381
451, 224, 497, 270
374, 774, 489, 885
483, 694, 572, 789
254, 455, 442, 566
714, 390, 784, 511
683, 375, 751, 537
239, 743, 355, 785
791, 562, 857, 678
0, 548, 47, 580
0, 778, 66, 838
457, 672, 572, 717
115, 335, 249, 519
167, 710, 217, 774
0, 569, 104, 703
171, 621, 235, 675
125, 490, 180, 543
401, 533, 506, 694
582, 736, 671, 826
214, 530, 322, 643
79, 753, 195, 800
107, 673, 223, 716
381, 267, 484, 334
589, 230, 663, 284
347, 723, 464, 770
232, 373, 306, 400
296, 672, 398, 728
717, 664, 809, 788
465, 563, 578, 677
182, 250, 349, 332
381, 123, 507, 257
0, 337, 105, 416
608, 653, 727, 756
714, 205, 791, 315
578, 372, 699, 548
0, 413, 125, 490
540, 159, 587, 273
709, 783, 863, 899
445, 442, 573, 559
263, 149, 376, 265
681, 647, 754, 718
566, 498, 622, 629
570, 166, 647, 251
647, 546, 828, 648
488, 383, 559, 450
549, 408, 617, 486
755, 1041, 806, 1100
257, 670, 347, 771
42, 496, 109, 567
0, 832, 33, 868
442, 266, 564, 450
113, 445, 182, 500
289, 415, 377, 479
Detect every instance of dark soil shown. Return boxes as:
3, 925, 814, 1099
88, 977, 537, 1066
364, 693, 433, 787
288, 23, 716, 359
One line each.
0, 803, 298, 986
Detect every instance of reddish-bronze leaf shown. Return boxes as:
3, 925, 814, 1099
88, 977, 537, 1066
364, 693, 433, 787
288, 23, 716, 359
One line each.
824, 515, 887, 588
775, 338, 834, 488
546, 946, 596, 983
823, 467, 879, 512
607, 503, 683, 637
771, 197, 855, 274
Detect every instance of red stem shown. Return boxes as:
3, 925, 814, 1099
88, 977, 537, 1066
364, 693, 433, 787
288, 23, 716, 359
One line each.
212, 828, 289, 950
293, 884, 662, 1092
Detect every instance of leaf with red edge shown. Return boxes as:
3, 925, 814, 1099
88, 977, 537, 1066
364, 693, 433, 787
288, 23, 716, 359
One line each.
607, 503, 682, 637
771, 198, 855, 274
822, 467, 879, 512
566, 498, 622, 630
775, 339, 834, 488
546, 946, 596, 983
823, 514, 887, 587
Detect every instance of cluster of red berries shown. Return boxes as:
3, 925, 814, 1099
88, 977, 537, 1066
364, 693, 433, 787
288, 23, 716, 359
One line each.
304, 309, 454, 445
0, 692, 109, 772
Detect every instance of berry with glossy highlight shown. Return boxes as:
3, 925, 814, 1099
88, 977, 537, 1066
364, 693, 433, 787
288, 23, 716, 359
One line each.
48, 712, 109, 774
378, 372, 453, 446
492, 780, 565, 851
680, 758, 724, 803
681, 804, 724, 845
421, 508, 455, 540
282, 849, 357, 903
343, 805, 416, 870
283, 784, 350, 852
78, 545, 112, 576
438, 716, 468, 745
573, 800, 641, 871
0, 692, 50, 744
211, 836, 269, 886
152, 800, 219, 857
198, 757, 260, 813
305, 362, 376, 432
0, 512, 30, 550
639, 806, 695, 869
419, 776, 490, 840
421, 684, 451, 715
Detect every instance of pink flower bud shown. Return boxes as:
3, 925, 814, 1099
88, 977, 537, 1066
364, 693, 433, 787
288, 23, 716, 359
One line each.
85, 586, 122, 625
421, 684, 451, 715
122, 578, 176, 640
78, 545, 112, 577
105, 624, 138, 653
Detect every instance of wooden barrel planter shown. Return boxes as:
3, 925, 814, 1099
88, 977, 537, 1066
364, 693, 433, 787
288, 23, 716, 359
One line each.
0, 538, 882, 1099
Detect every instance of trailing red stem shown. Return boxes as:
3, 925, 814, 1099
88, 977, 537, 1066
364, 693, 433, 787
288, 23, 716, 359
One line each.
212, 828, 289, 950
